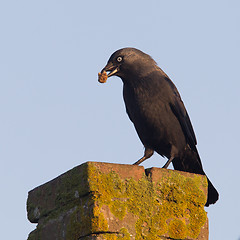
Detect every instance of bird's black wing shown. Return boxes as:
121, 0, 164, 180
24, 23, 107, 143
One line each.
166, 77, 197, 149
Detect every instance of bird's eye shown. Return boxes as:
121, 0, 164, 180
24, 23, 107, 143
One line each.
117, 56, 123, 62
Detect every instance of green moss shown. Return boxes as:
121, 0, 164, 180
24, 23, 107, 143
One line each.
86, 163, 207, 240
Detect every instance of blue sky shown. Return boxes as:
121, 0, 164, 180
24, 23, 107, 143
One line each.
0, 1, 239, 239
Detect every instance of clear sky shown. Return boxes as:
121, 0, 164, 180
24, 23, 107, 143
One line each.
0, 1, 239, 239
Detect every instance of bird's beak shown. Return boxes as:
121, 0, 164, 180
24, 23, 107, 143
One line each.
101, 62, 119, 77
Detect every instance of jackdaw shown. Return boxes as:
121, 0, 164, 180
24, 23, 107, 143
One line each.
99, 47, 219, 206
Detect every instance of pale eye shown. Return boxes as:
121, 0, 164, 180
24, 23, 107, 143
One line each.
117, 56, 123, 62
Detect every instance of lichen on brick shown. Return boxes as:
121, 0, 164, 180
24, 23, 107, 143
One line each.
92, 205, 109, 232
86, 162, 207, 239
27, 162, 208, 240
168, 219, 188, 239
110, 200, 127, 220
65, 200, 109, 240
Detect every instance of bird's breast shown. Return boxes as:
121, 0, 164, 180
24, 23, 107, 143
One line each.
123, 82, 186, 156
123, 84, 167, 138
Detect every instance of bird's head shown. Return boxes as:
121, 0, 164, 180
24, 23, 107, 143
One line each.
99, 48, 157, 82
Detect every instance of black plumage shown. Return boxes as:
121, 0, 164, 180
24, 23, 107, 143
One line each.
100, 47, 219, 206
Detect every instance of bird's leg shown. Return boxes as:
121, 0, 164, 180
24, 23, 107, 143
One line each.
162, 156, 174, 169
133, 148, 154, 165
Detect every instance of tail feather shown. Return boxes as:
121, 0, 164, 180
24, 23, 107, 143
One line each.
172, 147, 219, 206
205, 177, 219, 206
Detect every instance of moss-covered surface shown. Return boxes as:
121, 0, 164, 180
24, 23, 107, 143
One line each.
27, 162, 208, 240
27, 163, 90, 223
83, 162, 207, 240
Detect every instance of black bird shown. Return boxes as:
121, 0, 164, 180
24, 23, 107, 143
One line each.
99, 47, 219, 206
